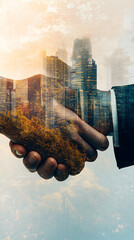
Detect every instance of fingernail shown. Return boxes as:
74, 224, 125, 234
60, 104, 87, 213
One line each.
14, 149, 24, 158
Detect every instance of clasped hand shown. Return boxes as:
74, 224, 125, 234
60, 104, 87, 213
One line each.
10, 98, 108, 181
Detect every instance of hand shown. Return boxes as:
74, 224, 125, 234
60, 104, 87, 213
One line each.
64, 88, 113, 136
10, 141, 69, 181
9, 111, 109, 181
0, 74, 109, 180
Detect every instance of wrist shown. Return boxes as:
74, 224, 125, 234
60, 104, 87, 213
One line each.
88, 90, 113, 136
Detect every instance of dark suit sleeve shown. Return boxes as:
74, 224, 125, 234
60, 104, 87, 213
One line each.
112, 84, 134, 169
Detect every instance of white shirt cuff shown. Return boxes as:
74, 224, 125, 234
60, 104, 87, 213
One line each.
110, 89, 119, 147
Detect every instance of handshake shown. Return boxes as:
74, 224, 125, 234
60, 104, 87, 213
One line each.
0, 74, 113, 181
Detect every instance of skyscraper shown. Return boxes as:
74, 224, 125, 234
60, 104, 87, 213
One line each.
0, 77, 7, 112
71, 38, 97, 91
43, 55, 70, 87
42, 52, 71, 128
70, 38, 97, 121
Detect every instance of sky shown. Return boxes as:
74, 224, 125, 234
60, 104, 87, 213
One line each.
0, 0, 134, 82
0, 0, 134, 239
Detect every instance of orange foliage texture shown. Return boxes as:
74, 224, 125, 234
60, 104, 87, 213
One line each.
0, 108, 87, 175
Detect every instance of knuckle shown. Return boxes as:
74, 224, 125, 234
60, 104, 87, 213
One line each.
47, 158, 57, 170
70, 132, 79, 143
23, 152, 41, 172
28, 151, 39, 160
74, 116, 82, 128
73, 115, 79, 125
37, 158, 57, 180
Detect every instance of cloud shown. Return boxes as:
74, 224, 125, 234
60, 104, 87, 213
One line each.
0, 194, 12, 203
0, 0, 133, 80
35, 167, 109, 223
39, 192, 63, 210
63, 167, 109, 196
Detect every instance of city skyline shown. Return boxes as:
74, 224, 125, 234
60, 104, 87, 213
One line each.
0, 37, 97, 129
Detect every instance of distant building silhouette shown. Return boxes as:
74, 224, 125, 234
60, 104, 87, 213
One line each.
0, 77, 16, 112
108, 49, 130, 87
16, 79, 28, 106
0, 77, 7, 112
6, 80, 14, 111
55, 48, 68, 63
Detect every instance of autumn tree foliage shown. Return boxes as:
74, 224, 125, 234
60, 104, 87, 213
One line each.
0, 107, 87, 175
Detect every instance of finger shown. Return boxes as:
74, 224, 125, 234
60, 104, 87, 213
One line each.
77, 120, 109, 151
23, 151, 41, 172
54, 164, 69, 181
69, 161, 85, 176
9, 141, 27, 158
37, 157, 57, 179
69, 131, 98, 162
